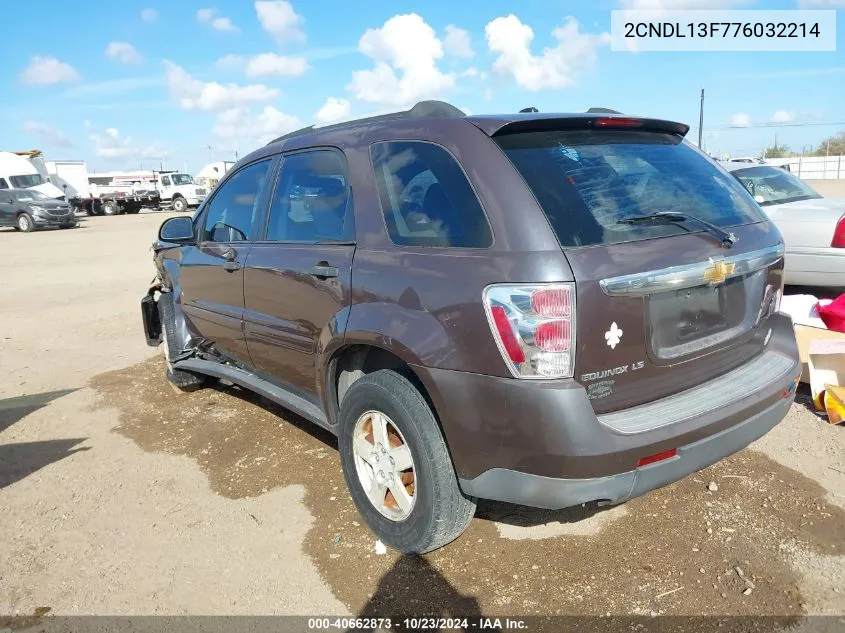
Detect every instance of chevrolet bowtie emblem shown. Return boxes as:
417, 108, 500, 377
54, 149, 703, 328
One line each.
703, 259, 736, 285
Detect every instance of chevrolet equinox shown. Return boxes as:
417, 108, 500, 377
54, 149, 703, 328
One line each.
142, 101, 801, 552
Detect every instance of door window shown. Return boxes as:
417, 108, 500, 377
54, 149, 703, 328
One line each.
0, 178, 8, 189
161, 175, 171, 187
201, 160, 272, 243
265, 150, 352, 242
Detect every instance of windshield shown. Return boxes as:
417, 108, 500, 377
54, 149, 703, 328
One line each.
496, 130, 765, 247
730, 166, 822, 206
171, 174, 193, 185
9, 174, 44, 188
13, 190, 51, 201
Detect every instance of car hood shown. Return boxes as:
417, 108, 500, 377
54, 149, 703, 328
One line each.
770, 197, 845, 217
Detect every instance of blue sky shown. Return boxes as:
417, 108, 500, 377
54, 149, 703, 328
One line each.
1, 0, 843, 173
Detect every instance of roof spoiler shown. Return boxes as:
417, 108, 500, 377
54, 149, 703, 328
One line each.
487, 115, 690, 138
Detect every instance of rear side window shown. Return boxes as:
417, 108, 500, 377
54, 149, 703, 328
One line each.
266, 150, 353, 242
0, 178, 7, 189
371, 141, 492, 248
496, 130, 765, 248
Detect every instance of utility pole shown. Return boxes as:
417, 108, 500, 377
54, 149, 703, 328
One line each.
698, 88, 704, 149
207, 144, 212, 164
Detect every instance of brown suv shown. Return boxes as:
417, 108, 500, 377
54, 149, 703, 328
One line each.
142, 101, 801, 552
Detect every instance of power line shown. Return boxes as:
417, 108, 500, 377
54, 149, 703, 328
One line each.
690, 120, 845, 132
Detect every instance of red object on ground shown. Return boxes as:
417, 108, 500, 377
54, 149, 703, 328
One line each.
817, 294, 845, 333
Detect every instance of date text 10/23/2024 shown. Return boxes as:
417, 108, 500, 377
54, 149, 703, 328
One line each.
307, 617, 528, 630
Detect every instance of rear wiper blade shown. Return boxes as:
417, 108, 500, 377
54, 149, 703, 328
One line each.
617, 211, 738, 248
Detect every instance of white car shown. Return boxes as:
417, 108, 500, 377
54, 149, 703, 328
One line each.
723, 163, 845, 287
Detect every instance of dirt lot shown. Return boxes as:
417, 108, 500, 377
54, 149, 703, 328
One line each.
1, 212, 844, 622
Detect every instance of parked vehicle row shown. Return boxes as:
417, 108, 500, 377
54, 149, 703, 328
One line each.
722, 162, 845, 288
142, 101, 801, 553
0, 188, 77, 231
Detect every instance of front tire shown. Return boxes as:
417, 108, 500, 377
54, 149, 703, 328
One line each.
338, 370, 475, 553
17, 213, 35, 232
158, 292, 205, 392
172, 197, 187, 213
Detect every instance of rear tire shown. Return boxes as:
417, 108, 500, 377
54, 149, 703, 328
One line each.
17, 213, 35, 232
102, 200, 120, 216
172, 197, 187, 213
338, 370, 475, 553
158, 292, 205, 392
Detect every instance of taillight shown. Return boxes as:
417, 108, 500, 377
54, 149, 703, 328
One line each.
483, 284, 576, 379
832, 216, 845, 248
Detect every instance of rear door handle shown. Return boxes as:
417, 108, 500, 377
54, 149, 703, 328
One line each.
309, 265, 339, 279
223, 261, 241, 272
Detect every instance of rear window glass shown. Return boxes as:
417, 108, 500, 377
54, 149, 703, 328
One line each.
496, 130, 765, 248
371, 141, 492, 248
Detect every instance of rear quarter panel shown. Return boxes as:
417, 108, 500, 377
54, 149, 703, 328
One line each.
340, 119, 575, 375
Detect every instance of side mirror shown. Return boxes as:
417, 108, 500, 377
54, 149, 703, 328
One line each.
159, 216, 195, 243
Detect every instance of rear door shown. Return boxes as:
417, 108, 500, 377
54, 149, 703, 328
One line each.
496, 125, 784, 413
243, 149, 355, 404
179, 158, 274, 363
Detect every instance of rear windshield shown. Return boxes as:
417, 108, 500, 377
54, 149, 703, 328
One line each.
730, 165, 822, 206
496, 130, 765, 247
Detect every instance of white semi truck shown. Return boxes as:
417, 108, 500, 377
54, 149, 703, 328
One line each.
0, 151, 66, 199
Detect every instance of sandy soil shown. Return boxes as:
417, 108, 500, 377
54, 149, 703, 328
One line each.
0, 212, 843, 622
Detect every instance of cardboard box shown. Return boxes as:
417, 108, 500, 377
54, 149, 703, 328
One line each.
794, 324, 845, 384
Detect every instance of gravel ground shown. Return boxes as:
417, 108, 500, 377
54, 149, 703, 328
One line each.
0, 213, 843, 622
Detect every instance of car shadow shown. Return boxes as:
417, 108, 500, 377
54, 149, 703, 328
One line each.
351, 554, 499, 632
0, 389, 78, 435
0, 438, 90, 489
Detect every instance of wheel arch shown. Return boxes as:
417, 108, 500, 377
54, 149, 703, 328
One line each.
324, 341, 447, 454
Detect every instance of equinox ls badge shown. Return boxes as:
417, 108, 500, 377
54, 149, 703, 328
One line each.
703, 259, 736, 285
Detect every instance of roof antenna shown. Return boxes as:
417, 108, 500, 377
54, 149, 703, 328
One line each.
520, 107, 539, 113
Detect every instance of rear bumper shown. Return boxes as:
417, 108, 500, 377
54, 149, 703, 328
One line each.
458, 397, 791, 509
785, 249, 845, 286
412, 313, 800, 509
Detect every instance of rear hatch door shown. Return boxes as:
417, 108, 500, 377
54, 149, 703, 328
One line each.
495, 121, 785, 414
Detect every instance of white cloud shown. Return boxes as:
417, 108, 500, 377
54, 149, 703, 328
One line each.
88, 126, 170, 160
255, 0, 305, 44
485, 15, 609, 91
213, 106, 302, 144
21, 121, 72, 148
20, 56, 80, 85
216, 54, 245, 70
212, 17, 237, 32
245, 53, 309, 78
164, 61, 279, 111
197, 8, 237, 31
770, 110, 795, 123
347, 14, 455, 107
461, 67, 479, 77
443, 25, 475, 58
141, 8, 158, 23
313, 97, 351, 123
730, 113, 751, 127
197, 8, 216, 22
105, 42, 143, 65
